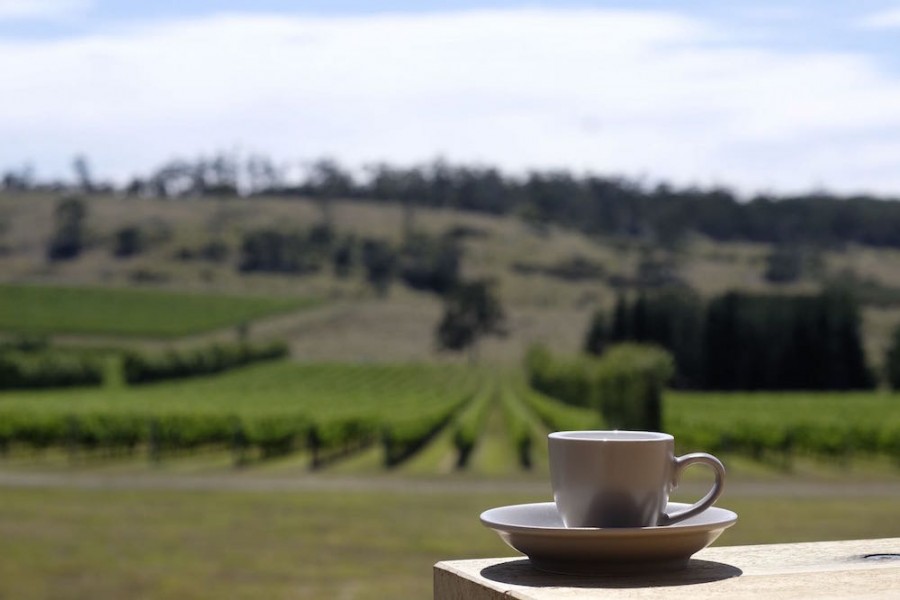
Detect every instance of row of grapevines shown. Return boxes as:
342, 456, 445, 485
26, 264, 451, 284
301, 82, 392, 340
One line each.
0, 362, 479, 467
499, 383, 537, 469
451, 381, 495, 468
517, 383, 604, 432
0, 351, 104, 389
122, 341, 289, 384
667, 392, 900, 463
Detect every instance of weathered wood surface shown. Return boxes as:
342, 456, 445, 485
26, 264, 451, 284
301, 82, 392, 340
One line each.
434, 538, 900, 599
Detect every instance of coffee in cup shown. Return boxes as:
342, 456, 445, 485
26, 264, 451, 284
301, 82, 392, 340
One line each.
548, 430, 725, 528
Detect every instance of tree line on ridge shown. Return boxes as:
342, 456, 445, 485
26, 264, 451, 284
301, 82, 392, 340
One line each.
6, 155, 900, 249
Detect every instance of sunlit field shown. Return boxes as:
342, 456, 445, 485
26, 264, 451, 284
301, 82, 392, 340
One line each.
0, 284, 316, 338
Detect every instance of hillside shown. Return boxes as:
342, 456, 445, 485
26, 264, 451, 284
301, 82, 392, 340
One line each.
2, 191, 900, 366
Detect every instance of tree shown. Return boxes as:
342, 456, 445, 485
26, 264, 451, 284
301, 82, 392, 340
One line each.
398, 232, 461, 296
584, 311, 608, 356
332, 235, 356, 278
610, 295, 629, 341
436, 280, 506, 359
47, 196, 87, 261
764, 245, 803, 283
885, 325, 900, 390
361, 239, 396, 296
114, 226, 144, 258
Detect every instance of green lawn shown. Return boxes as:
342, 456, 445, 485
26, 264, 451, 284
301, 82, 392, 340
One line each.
0, 284, 317, 338
0, 482, 897, 599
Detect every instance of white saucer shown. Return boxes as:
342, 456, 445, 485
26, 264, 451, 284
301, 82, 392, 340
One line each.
480, 502, 737, 576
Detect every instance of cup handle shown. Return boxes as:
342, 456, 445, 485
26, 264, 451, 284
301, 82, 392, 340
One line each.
659, 452, 726, 526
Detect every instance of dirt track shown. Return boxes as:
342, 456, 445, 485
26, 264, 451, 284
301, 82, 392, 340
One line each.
0, 470, 897, 498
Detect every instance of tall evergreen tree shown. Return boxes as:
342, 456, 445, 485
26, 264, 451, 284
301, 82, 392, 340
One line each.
611, 295, 629, 341
584, 312, 609, 356
885, 325, 900, 390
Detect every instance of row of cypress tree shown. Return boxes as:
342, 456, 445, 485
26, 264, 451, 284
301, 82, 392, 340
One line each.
585, 288, 874, 390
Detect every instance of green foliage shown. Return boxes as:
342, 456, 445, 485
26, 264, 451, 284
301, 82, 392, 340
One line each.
0, 284, 314, 337
499, 385, 534, 469
121, 341, 289, 384
0, 351, 103, 389
667, 391, 900, 463
382, 398, 466, 467
596, 290, 704, 387
596, 288, 872, 390
524, 344, 595, 407
525, 343, 673, 430
436, 279, 505, 354
518, 382, 604, 432
0, 362, 478, 466
398, 232, 461, 295
0, 335, 50, 353
583, 312, 608, 356
239, 228, 331, 274
764, 245, 803, 283
331, 235, 357, 277
886, 325, 900, 390
451, 383, 494, 468
379, 367, 479, 467
704, 289, 872, 390
593, 344, 673, 430
47, 196, 87, 261
113, 226, 144, 258
361, 239, 397, 296
241, 414, 311, 460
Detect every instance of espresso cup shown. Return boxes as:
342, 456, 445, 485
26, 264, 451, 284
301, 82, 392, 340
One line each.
548, 430, 725, 528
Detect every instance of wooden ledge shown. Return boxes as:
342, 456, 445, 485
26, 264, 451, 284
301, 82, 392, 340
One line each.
435, 538, 900, 599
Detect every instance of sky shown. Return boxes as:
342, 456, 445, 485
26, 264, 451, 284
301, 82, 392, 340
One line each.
2, 0, 900, 196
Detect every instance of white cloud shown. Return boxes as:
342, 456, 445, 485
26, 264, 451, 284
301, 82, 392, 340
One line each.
855, 7, 900, 29
2, 8, 900, 195
0, 0, 92, 21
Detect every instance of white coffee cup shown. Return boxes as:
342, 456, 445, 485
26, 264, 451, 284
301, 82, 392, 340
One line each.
548, 430, 725, 528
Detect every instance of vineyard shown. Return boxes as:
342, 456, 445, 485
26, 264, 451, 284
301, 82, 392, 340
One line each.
667, 391, 900, 464
0, 360, 597, 470
0, 361, 897, 471
0, 284, 316, 337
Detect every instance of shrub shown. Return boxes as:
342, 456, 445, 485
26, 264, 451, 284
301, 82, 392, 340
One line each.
122, 340, 289, 384
525, 343, 673, 431
593, 344, 674, 431
0, 351, 104, 389
524, 344, 595, 407
114, 226, 145, 257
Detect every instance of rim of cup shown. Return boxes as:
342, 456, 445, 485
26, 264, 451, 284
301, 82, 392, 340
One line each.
548, 430, 674, 442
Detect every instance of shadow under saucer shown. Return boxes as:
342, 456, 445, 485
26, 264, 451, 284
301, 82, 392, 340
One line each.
479, 558, 743, 589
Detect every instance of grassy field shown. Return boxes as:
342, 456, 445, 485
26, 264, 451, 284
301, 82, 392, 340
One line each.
0, 478, 897, 600
0, 284, 317, 338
